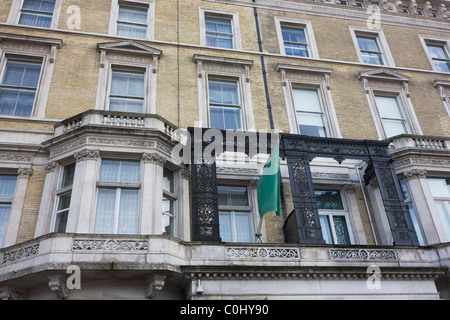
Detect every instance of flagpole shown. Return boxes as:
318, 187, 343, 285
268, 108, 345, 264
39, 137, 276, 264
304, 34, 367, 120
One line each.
255, 218, 264, 243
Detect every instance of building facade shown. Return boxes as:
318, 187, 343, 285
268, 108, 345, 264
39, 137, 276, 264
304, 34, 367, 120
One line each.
0, 0, 449, 300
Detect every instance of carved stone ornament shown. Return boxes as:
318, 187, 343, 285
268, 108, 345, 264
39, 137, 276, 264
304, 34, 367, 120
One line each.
0, 287, 27, 300
142, 152, 167, 166
17, 167, 33, 178
48, 276, 69, 300
403, 169, 427, 180
44, 161, 57, 172
74, 149, 100, 162
145, 274, 167, 299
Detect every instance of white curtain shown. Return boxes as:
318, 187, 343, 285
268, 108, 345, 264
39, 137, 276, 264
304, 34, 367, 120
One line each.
118, 189, 139, 234
94, 188, 116, 234
0, 175, 17, 198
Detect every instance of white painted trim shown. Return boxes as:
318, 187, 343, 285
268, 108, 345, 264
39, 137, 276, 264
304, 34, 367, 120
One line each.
274, 16, 320, 58
199, 7, 242, 50
349, 25, 396, 67
108, 0, 155, 41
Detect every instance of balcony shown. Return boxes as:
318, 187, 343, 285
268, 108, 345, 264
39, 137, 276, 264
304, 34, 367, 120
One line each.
0, 233, 448, 299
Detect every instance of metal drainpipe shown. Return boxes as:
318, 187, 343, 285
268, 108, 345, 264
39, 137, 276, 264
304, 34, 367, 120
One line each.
253, 2, 288, 221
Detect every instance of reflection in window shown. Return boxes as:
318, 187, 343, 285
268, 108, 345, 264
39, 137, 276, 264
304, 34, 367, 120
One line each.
427, 178, 450, 241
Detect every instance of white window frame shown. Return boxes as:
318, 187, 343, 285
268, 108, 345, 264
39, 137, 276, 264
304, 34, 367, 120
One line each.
419, 35, 450, 73
8, 0, 62, 29
427, 177, 450, 242
349, 26, 395, 67
315, 188, 355, 245
358, 69, 422, 139
93, 158, 142, 235
277, 64, 341, 138
194, 54, 254, 130
96, 41, 161, 114
0, 33, 62, 119
50, 162, 75, 233
274, 17, 319, 59
0, 174, 17, 248
218, 184, 255, 243
109, 0, 155, 41
199, 7, 242, 50
162, 167, 178, 237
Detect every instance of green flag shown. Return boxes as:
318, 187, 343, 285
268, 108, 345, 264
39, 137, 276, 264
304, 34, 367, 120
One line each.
257, 142, 281, 218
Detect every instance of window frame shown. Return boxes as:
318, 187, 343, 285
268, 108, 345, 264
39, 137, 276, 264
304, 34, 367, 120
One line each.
349, 26, 395, 67
8, 0, 62, 29
419, 35, 450, 73
427, 177, 450, 242
274, 17, 319, 59
107, 67, 146, 113
0, 174, 17, 248
199, 7, 242, 50
109, 0, 155, 41
93, 159, 142, 235
51, 162, 75, 233
162, 167, 177, 237
217, 184, 255, 243
373, 94, 410, 138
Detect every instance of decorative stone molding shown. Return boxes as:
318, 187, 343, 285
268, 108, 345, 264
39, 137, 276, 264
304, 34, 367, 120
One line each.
226, 247, 300, 259
72, 239, 149, 251
142, 152, 166, 166
343, 184, 357, 192
48, 276, 69, 300
145, 274, 167, 299
0, 287, 27, 300
0, 153, 33, 163
181, 168, 191, 181
403, 168, 427, 180
74, 149, 100, 162
1, 243, 39, 265
277, 64, 332, 89
17, 167, 33, 179
44, 161, 57, 172
330, 249, 398, 260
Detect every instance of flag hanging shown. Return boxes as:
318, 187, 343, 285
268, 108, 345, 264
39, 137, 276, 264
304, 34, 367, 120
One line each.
256, 142, 281, 218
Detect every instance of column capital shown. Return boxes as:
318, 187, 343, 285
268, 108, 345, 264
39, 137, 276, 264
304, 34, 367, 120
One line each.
142, 153, 166, 166
403, 169, 427, 180
44, 161, 57, 172
74, 149, 100, 162
17, 167, 33, 179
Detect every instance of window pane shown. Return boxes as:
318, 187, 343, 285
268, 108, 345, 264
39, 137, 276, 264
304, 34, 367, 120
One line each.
219, 212, 232, 242
94, 188, 116, 234
54, 211, 68, 233
163, 168, 174, 193
315, 190, 344, 210
434, 60, 450, 72
399, 179, 410, 200
2, 60, 42, 88
407, 204, 425, 246
163, 197, 174, 236
357, 36, 380, 51
435, 201, 450, 241
109, 97, 144, 113
319, 215, 334, 244
210, 106, 242, 131
0, 175, 17, 198
0, 88, 35, 117
285, 43, 308, 57
282, 27, 307, 44
205, 17, 233, 49
117, 24, 147, 39
99, 160, 140, 183
111, 71, 145, 98
234, 212, 252, 242
297, 113, 326, 137
22, 0, 55, 12
57, 193, 71, 211
118, 189, 139, 234
0, 204, 11, 248
427, 45, 449, 59
209, 80, 239, 105
375, 96, 403, 119
293, 89, 322, 113
381, 119, 407, 137
206, 17, 232, 34
333, 216, 351, 245
361, 51, 383, 65
19, 12, 52, 28
218, 186, 248, 206
61, 163, 75, 188
118, 5, 148, 24
427, 178, 450, 198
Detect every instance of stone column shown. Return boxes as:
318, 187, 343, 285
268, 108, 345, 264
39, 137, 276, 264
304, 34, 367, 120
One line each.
3, 167, 33, 247
66, 149, 100, 233
141, 153, 166, 235
34, 161, 58, 237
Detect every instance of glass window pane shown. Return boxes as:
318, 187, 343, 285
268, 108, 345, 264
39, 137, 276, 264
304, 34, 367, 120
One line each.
117, 24, 147, 39
19, 12, 52, 28
163, 197, 174, 236
163, 168, 174, 193
315, 190, 344, 210
435, 201, 450, 241
219, 212, 232, 242
361, 51, 383, 65
408, 204, 425, 246
61, 163, 75, 188
375, 96, 403, 119
100, 160, 140, 183
209, 80, 239, 105
205, 17, 233, 49
357, 36, 380, 51
22, 0, 55, 12
381, 119, 407, 137
109, 97, 144, 113
118, 189, 139, 234
218, 186, 249, 206
282, 27, 307, 44
0, 175, 17, 198
111, 71, 145, 98
94, 188, 117, 234
293, 89, 322, 113
285, 44, 308, 57
319, 215, 334, 244
434, 60, 450, 72
297, 113, 326, 137
0, 204, 11, 248
0, 88, 35, 117
399, 179, 410, 200
57, 193, 71, 211
118, 5, 148, 24
234, 212, 252, 242
333, 215, 351, 245
427, 45, 449, 59
54, 211, 68, 233
427, 178, 450, 198
2, 60, 42, 88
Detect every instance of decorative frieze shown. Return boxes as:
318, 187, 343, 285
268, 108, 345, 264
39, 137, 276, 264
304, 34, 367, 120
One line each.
1, 243, 39, 265
142, 153, 166, 166
74, 149, 100, 162
72, 239, 149, 251
0, 154, 33, 163
403, 168, 427, 179
330, 249, 398, 260
226, 247, 300, 259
